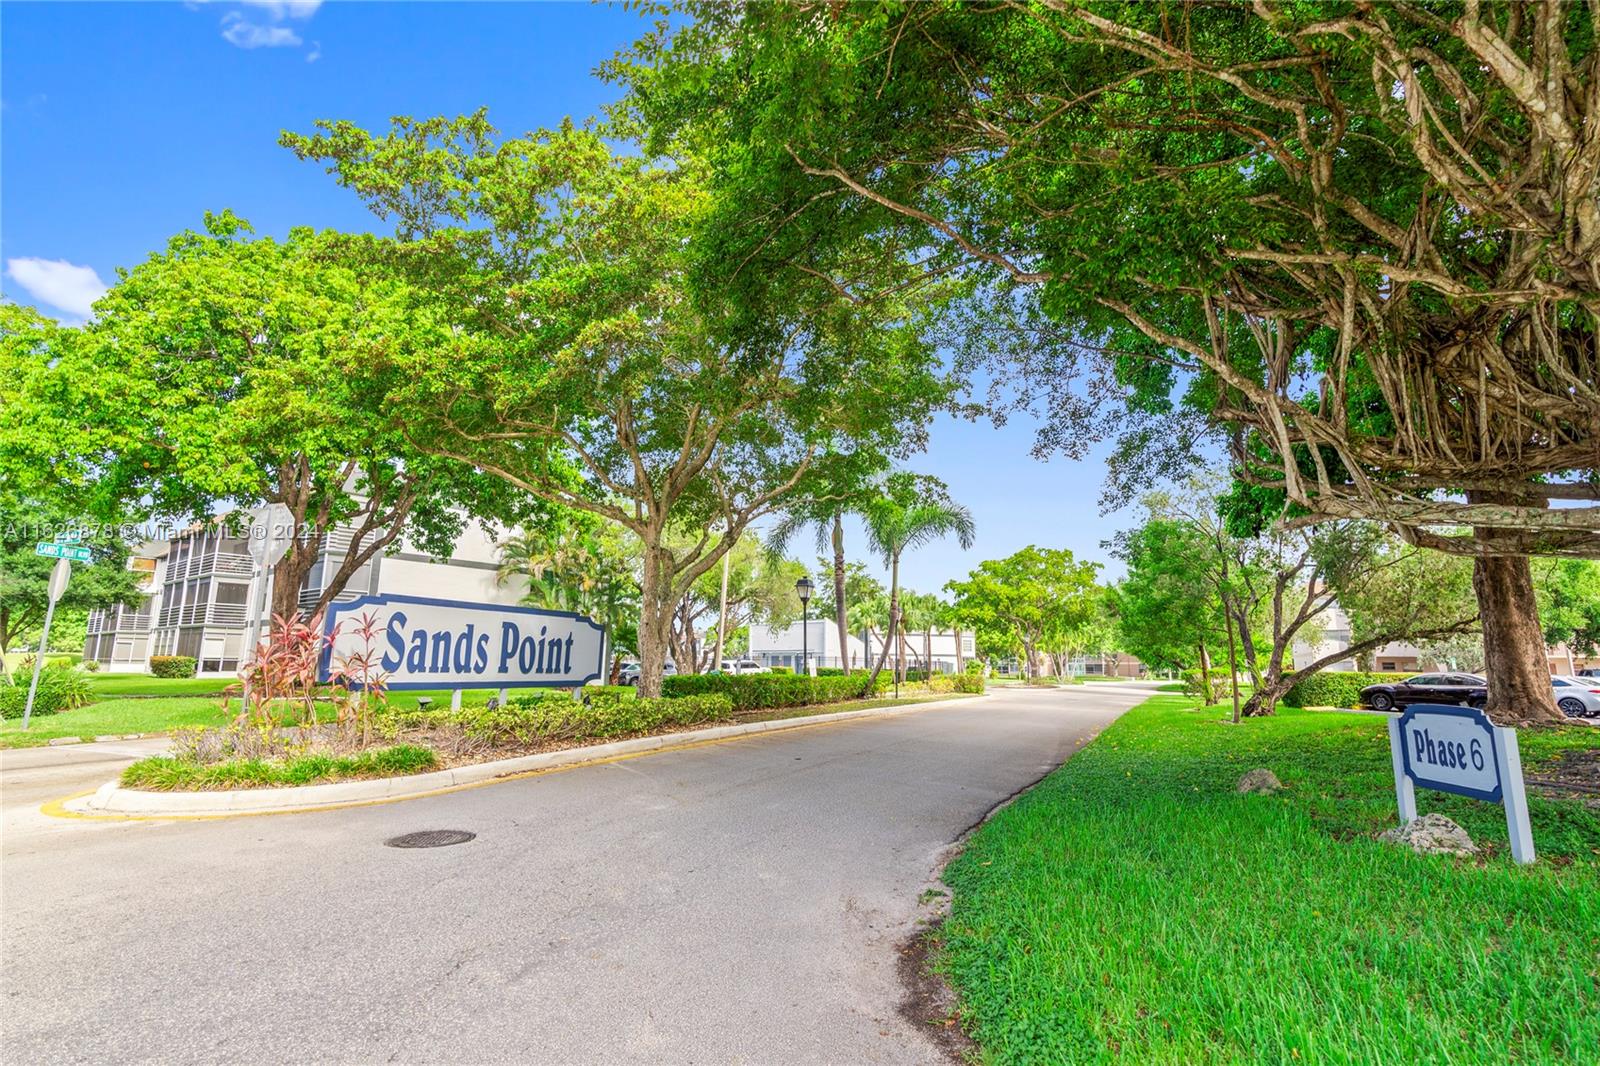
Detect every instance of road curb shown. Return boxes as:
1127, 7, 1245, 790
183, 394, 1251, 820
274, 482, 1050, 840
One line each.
67, 694, 983, 818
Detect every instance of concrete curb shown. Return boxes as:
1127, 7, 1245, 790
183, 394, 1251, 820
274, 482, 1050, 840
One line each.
71, 694, 982, 817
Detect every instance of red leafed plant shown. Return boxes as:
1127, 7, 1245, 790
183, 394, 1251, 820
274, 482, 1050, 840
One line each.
329, 610, 390, 746
232, 612, 335, 730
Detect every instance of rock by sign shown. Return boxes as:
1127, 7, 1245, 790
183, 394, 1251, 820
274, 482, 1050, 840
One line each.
319, 594, 606, 691
1386, 703, 1535, 864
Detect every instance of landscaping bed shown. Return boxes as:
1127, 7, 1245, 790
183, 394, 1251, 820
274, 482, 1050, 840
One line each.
116, 683, 982, 791
932, 693, 1600, 1064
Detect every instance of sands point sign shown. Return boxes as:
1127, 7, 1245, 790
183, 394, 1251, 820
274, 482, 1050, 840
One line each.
319, 594, 607, 690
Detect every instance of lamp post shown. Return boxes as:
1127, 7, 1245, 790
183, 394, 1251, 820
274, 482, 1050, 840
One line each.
795, 577, 813, 675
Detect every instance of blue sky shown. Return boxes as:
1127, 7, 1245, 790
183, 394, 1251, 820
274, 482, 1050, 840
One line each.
2, 1, 1143, 592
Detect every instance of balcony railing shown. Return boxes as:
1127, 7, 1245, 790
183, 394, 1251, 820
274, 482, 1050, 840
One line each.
154, 602, 249, 629
164, 549, 254, 584
87, 606, 153, 635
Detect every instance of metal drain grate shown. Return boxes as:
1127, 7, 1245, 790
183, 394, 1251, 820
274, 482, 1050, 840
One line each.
384, 829, 476, 849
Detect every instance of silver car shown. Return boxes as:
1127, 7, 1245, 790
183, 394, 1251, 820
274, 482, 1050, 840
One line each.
1552, 676, 1600, 718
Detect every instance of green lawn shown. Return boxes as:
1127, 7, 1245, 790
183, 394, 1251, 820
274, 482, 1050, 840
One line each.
85, 674, 233, 697
1, 697, 234, 746
936, 694, 1600, 1064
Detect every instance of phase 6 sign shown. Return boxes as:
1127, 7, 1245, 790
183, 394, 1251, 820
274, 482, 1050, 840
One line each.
1397, 704, 1502, 802
319, 594, 607, 691
35, 541, 91, 562
1386, 703, 1534, 863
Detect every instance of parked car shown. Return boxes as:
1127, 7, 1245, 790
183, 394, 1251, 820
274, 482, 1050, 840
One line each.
1577, 667, 1600, 679
733, 659, 767, 675
1552, 676, 1600, 718
618, 661, 676, 686
1359, 673, 1487, 712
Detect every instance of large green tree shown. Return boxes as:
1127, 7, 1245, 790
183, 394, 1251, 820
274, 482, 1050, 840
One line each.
0, 496, 145, 659
283, 116, 952, 696
616, 1, 1599, 722
946, 545, 1099, 681
1, 218, 524, 625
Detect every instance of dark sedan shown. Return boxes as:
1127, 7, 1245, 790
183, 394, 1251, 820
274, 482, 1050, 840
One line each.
1360, 673, 1487, 712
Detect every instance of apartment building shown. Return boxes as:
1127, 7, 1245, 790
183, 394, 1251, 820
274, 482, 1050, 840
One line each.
82, 547, 163, 671
88, 511, 528, 676
747, 620, 976, 673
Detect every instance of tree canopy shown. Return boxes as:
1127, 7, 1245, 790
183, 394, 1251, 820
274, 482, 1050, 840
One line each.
282, 116, 954, 695
617, 0, 1599, 557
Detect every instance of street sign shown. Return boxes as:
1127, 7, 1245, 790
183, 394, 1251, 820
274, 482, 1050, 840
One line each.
48, 557, 71, 600
21, 559, 74, 730
1386, 703, 1535, 863
248, 502, 295, 569
35, 542, 92, 562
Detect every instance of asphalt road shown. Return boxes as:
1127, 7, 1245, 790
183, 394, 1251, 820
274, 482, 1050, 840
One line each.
1, 683, 1155, 1065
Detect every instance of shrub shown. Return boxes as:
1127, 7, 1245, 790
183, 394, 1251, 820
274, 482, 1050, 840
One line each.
150, 656, 198, 678
0, 663, 94, 719
121, 745, 438, 791
81, 659, 101, 673
952, 672, 985, 694
662, 671, 885, 711
1181, 668, 1236, 701
486, 690, 733, 743
769, 665, 793, 674
1282, 671, 1415, 709
815, 667, 847, 677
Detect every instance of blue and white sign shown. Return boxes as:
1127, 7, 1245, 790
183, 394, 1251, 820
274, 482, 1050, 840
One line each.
319, 594, 606, 691
1396, 704, 1502, 802
1385, 703, 1535, 864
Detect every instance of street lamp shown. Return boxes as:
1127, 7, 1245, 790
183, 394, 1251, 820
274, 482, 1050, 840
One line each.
795, 577, 813, 674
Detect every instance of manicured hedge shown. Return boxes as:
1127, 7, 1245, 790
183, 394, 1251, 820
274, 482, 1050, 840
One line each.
149, 656, 198, 679
1282, 671, 1415, 709
662, 671, 891, 711
474, 690, 732, 744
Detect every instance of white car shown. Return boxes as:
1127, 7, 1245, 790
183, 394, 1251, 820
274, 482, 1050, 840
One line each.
1551, 676, 1600, 718
733, 659, 767, 675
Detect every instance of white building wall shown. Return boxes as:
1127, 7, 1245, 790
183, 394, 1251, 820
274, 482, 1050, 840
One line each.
748, 623, 974, 672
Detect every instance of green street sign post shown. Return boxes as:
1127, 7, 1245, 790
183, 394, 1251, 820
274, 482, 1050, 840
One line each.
35, 541, 92, 562
21, 557, 74, 730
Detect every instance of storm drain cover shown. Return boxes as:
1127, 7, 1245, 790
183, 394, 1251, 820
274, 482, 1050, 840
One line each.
384, 829, 476, 849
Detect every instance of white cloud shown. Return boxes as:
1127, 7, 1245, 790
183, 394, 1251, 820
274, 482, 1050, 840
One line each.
306, 40, 322, 63
240, 0, 322, 19
214, 2, 321, 51
5, 258, 109, 319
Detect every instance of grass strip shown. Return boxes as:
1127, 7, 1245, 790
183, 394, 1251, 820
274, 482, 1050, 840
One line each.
937, 694, 1600, 1064
121, 744, 438, 791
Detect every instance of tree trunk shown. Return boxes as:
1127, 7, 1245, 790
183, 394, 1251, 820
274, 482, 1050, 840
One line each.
713, 549, 730, 672
636, 541, 676, 699
1197, 642, 1215, 705
831, 513, 850, 671
269, 542, 318, 624
953, 625, 965, 674
1225, 602, 1242, 722
868, 557, 900, 688
925, 627, 932, 677
1475, 553, 1560, 725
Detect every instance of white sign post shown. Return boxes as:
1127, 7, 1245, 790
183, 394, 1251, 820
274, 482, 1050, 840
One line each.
240, 504, 295, 706
20, 558, 73, 730
1387, 704, 1536, 864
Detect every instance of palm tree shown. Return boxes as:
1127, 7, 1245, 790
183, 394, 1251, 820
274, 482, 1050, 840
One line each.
769, 502, 857, 669
859, 474, 976, 688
